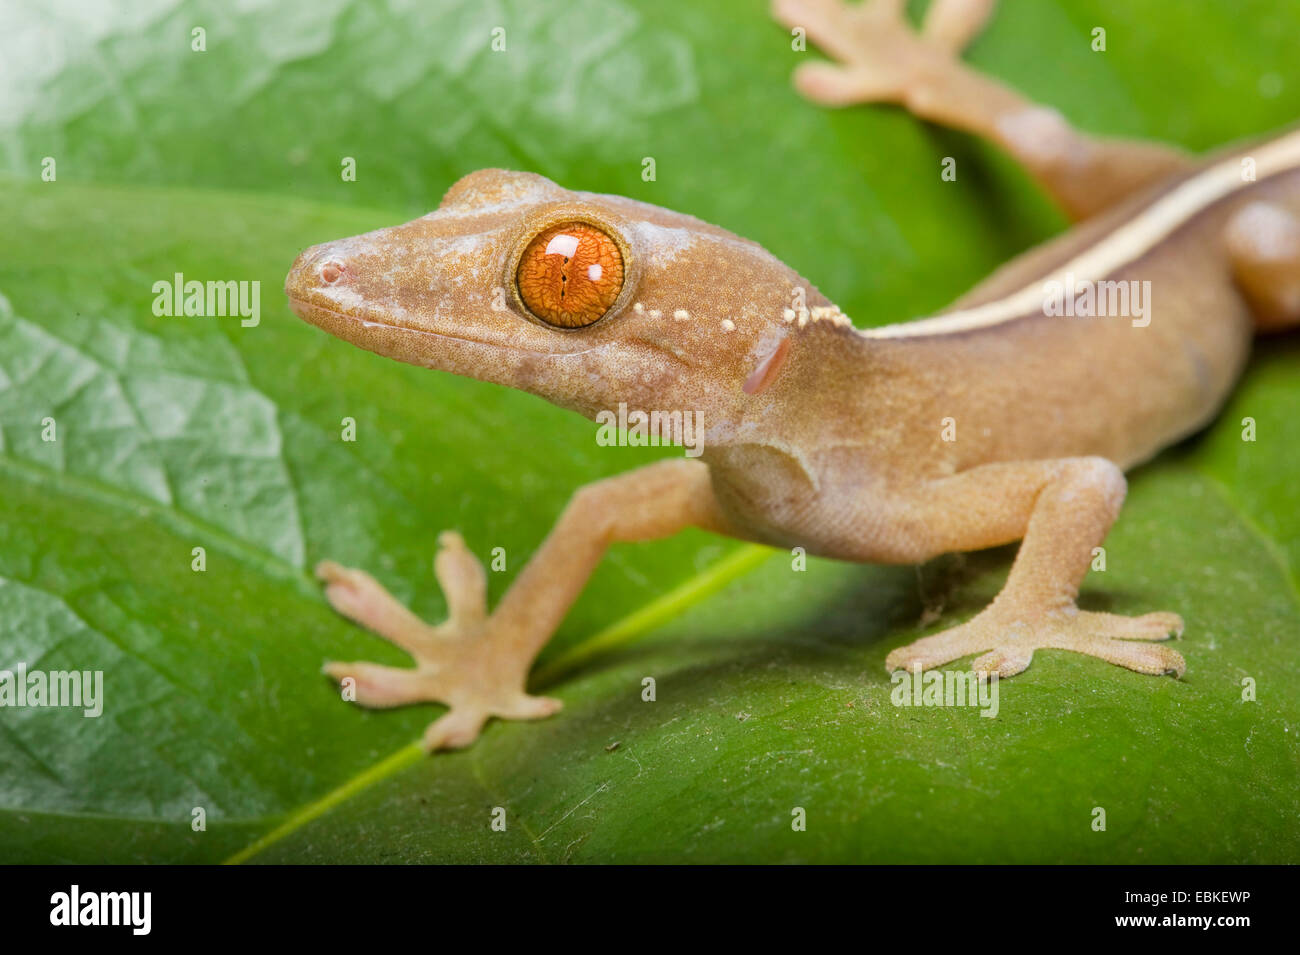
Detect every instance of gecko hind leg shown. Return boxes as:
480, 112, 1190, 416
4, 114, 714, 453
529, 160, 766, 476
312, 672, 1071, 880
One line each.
318, 533, 561, 751
883, 457, 1185, 679
771, 0, 1190, 220
1226, 201, 1300, 332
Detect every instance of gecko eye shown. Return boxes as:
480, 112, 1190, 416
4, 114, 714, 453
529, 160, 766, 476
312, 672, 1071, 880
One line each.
516, 222, 624, 328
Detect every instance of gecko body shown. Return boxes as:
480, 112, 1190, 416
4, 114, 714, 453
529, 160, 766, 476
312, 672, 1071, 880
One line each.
285, 0, 1300, 750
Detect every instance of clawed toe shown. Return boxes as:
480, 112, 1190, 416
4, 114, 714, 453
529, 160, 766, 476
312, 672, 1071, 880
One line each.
423, 707, 489, 751
315, 560, 437, 655
433, 531, 488, 632
499, 694, 564, 720
1118, 611, 1184, 640
1074, 636, 1185, 678
322, 660, 437, 708
970, 644, 1034, 679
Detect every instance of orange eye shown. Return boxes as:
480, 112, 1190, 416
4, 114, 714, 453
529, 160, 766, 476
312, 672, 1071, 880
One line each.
516, 222, 624, 328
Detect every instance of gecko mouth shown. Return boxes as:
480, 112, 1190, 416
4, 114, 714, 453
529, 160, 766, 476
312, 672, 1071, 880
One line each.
288, 296, 496, 350
287, 294, 638, 419
288, 296, 692, 382
286, 296, 605, 364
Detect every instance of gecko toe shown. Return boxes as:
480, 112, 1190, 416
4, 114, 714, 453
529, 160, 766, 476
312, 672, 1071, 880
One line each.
885, 621, 983, 672
423, 708, 489, 751
970, 644, 1034, 679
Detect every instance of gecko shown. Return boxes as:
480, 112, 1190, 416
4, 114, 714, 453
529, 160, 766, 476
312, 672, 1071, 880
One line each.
284, 0, 1300, 751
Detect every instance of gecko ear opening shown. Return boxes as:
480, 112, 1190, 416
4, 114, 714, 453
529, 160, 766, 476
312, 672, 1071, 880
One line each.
744, 337, 792, 395
515, 221, 626, 328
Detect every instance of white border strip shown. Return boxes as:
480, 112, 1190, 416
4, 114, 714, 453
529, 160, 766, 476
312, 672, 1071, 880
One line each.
863, 128, 1300, 339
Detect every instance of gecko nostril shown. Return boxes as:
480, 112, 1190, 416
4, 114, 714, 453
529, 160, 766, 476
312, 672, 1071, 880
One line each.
320, 260, 346, 284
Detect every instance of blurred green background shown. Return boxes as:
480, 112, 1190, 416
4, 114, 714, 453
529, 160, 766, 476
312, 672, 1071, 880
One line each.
0, 0, 1297, 863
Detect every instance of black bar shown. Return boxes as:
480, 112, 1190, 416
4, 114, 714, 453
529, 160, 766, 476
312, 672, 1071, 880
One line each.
4, 864, 1287, 940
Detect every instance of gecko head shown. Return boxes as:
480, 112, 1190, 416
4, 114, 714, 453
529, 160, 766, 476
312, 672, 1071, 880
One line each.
286, 169, 836, 432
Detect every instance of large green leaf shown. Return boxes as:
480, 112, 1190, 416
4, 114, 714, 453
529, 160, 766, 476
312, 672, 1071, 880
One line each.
1, 0, 1297, 863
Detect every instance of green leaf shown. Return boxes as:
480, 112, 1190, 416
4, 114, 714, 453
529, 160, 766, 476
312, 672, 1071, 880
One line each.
1, 0, 1297, 863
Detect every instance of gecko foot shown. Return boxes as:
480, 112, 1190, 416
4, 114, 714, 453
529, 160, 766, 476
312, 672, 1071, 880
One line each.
772, 0, 995, 107
317, 532, 562, 751
885, 604, 1185, 679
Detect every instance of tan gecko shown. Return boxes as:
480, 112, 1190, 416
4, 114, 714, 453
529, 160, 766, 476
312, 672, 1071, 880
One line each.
285, 0, 1300, 751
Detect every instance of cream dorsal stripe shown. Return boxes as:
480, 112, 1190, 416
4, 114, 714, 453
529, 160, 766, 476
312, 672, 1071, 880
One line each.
863, 127, 1300, 339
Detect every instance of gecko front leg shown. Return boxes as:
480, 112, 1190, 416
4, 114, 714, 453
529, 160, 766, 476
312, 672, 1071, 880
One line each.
883, 457, 1185, 678
772, 0, 1190, 219
319, 459, 728, 750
